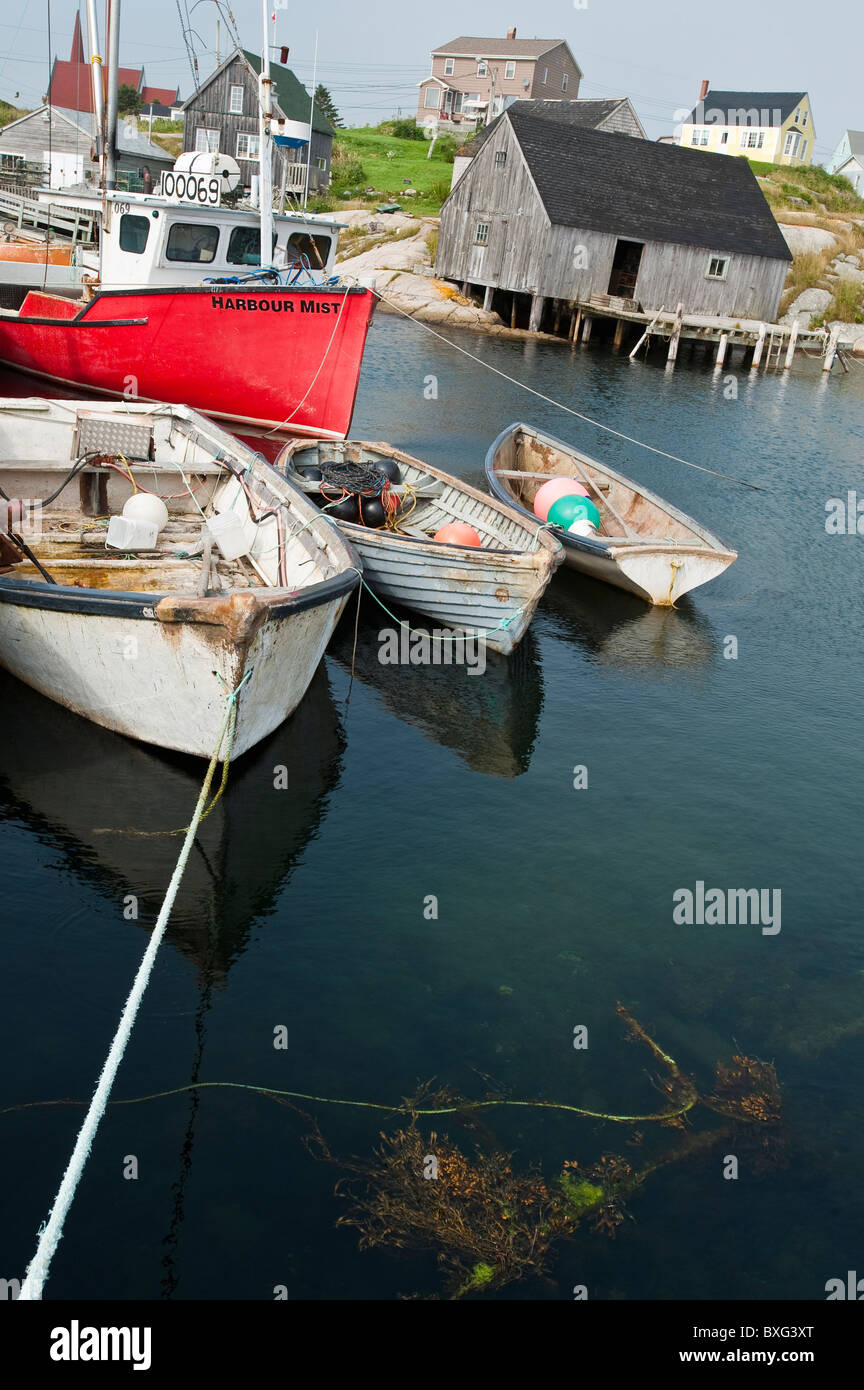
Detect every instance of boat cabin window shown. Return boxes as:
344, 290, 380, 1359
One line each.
165, 222, 219, 263
119, 213, 151, 254
284, 231, 331, 270
226, 226, 278, 266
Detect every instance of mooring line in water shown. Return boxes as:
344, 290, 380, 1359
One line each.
2, 1076, 699, 1129
356, 279, 764, 491
15, 678, 249, 1301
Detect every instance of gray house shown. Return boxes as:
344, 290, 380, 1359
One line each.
436, 105, 792, 332
182, 48, 333, 196
451, 97, 646, 188
0, 106, 172, 189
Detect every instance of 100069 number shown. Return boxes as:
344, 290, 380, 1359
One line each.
158, 173, 221, 206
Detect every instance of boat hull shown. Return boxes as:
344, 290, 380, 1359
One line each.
485, 422, 737, 605
0, 284, 376, 439
0, 580, 353, 759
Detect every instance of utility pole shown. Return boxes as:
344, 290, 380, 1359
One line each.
485, 63, 497, 126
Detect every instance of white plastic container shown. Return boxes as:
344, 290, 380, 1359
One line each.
106, 515, 159, 550
568, 519, 598, 538
207, 509, 251, 561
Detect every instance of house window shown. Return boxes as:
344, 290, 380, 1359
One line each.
562, 73, 568, 91
740, 130, 764, 149
443, 58, 454, 76
119, 213, 150, 254
229, 85, 244, 115
424, 87, 440, 109
794, 106, 800, 123
690, 127, 709, 146
236, 132, 261, 160
802, 110, 808, 127
800, 139, 808, 161
706, 256, 728, 280
316, 157, 327, 170
784, 130, 800, 158
475, 222, 489, 245
495, 150, 506, 168
478, 60, 487, 76
541, 67, 548, 84
195, 127, 220, 153
165, 222, 219, 263
720, 131, 728, 144
505, 61, 515, 79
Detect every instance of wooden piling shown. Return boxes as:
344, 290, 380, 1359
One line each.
751, 322, 767, 370
529, 294, 544, 333
784, 318, 799, 369
613, 318, 625, 350
823, 324, 840, 372
666, 302, 684, 365
581, 314, 593, 344
482, 285, 494, 312
715, 333, 728, 367
510, 294, 518, 330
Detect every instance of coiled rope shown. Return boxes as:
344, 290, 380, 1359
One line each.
16, 675, 250, 1300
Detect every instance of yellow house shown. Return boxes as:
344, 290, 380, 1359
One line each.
680, 87, 815, 166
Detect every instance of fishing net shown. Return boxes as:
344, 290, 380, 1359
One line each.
317, 460, 391, 498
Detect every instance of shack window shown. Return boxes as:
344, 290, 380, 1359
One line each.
119, 213, 150, 254
226, 226, 277, 265
706, 256, 728, 280
229, 85, 244, 114
284, 231, 332, 269
165, 222, 219, 263
494, 151, 507, 168
236, 132, 261, 161
195, 127, 220, 153
474, 222, 489, 245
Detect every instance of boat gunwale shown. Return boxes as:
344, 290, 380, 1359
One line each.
279, 437, 564, 566
484, 421, 737, 561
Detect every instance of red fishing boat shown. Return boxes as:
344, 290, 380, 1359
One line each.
0, 280, 376, 439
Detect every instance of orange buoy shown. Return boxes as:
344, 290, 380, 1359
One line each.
433, 522, 482, 546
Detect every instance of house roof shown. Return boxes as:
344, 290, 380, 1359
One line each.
51, 107, 173, 163
433, 35, 566, 59
687, 90, 808, 126
241, 51, 332, 137
498, 107, 792, 261
843, 130, 864, 160
461, 99, 639, 155
48, 60, 145, 112
140, 86, 181, 109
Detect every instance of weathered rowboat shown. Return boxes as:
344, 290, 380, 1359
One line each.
0, 398, 359, 757
485, 422, 737, 605
278, 438, 563, 654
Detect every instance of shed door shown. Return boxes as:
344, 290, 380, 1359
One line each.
44, 150, 84, 189
608, 239, 644, 298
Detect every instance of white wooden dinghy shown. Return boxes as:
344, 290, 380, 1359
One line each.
278, 439, 562, 654
0, 399, 359, 758
485, 423, 737, 606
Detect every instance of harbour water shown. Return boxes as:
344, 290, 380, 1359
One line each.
1, 318, 863, 1300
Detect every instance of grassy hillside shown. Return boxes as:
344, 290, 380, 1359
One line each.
0, 99, 29, 127
325, 123, 462, 216
749, 159, 864, 217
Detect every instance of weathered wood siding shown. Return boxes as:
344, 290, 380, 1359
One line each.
437, 115, 789, 319
597, 102, 644, 138
437, 120, 550, 293
529, 43, 581, 98
183, 54, 331, 191
0, 109, 171, 184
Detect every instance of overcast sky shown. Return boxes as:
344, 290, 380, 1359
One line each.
0, 0, 856, 161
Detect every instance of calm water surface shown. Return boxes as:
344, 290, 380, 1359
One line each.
1, 319, 862, 1300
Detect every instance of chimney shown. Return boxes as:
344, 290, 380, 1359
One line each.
506, 27, 516, 40
280, 46, 290, 65
699, 78, 710, 100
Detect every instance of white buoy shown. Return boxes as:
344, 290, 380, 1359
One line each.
122, 492, 169, 533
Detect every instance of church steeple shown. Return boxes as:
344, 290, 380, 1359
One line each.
70, 11, 85, 63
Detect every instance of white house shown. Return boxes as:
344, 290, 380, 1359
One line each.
826, 130, 864, 194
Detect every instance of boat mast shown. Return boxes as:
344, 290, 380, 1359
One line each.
84, 0, 106, 187
104, 0, 121, 190
258, 0, 274, 266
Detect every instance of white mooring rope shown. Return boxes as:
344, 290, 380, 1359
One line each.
17, 678, 247, 1300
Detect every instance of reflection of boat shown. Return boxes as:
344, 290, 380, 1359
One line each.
0, 398, 359, 758
328, 614, 544, 777
486, 422, 737, 605
539, 568, 718, 675
279, 438, 563, 654
0, 664, 344, 978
